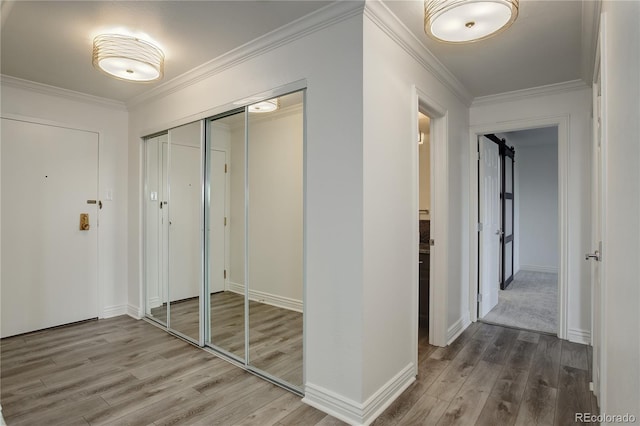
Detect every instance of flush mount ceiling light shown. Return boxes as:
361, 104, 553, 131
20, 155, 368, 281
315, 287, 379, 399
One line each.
92, 34, 164, 82
248, 99, 279, 113
424, 0, 519, 43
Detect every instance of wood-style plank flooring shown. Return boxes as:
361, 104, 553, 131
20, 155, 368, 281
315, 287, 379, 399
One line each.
150, 291, 303, 386
374, 322, 598, 425
1, 317, 596, 425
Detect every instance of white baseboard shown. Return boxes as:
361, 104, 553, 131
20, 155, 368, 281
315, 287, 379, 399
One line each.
148, 296, 162, 309
447, 315, 471, 344
520, 264, 559, 274
303, 363, 415, 425
127, 304, 143, 319
227, 282, 303, 313
567, 328, 591, 345
102, 304, 127, 318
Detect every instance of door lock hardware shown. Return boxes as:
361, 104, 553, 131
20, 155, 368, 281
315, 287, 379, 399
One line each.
585, 250, 600, 261
79, 213, 90, 231
86, 199, 103, 209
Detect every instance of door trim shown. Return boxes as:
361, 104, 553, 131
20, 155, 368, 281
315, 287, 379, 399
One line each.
468, 115, 569, 339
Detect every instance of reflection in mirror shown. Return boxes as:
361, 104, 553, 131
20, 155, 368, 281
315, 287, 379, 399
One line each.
206, 110, 246, 359
247, 91, 304, 388
167, 121, 202, 342
145, 133, 168, 325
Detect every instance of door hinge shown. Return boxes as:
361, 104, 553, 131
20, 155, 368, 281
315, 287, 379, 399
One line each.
477, 222, 483, 232
477, 293, 483, 302
429, 239, 435, 246
225, 164, 228, 173
477, 151, 481, 161
224, 269, 227, 279
224, 217, 227, 226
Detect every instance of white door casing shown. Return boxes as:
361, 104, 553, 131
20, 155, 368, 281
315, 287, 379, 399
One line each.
1, 118, 99, 337
479, 136, 500, 317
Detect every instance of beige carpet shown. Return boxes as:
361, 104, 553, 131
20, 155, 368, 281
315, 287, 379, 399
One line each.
483, 270, 557, 334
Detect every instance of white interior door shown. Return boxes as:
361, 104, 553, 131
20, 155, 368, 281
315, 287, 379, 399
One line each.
210, 149, 226, 293
479, 136, 500, 317
1, 118, 99, 337
168, 143, 201, 302
590, 84, 604, 403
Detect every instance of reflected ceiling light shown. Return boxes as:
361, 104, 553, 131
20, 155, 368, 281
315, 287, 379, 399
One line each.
92, 34, 164, 82
248, 99, 279, 113
424, 0, 519, 43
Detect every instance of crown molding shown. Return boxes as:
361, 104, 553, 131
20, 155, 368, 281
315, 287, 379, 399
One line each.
581, 0, 602, 85
126, 1, 365, 109
0, 75, 127, 111
471, 79, 589, 107
363, 1, 473, 107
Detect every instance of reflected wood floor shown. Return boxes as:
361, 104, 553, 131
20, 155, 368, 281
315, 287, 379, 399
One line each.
150, 291, 303, 387
0, 317, 596, 425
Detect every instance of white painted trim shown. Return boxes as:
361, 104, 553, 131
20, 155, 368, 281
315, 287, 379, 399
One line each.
127, 1, 364, 108
447, 315, 471, 344
227, 282, 303, 313
567, 328, 591, 345
519, 265, 559, 274
102, 304, 128, 318
364, 2, 472, 106
468, 115, 570, 341
303, 363, 415, 426
0, 75, 127, 111
471, 80, 589, 107
415, 87, 449, 349
127, 304, 143, 319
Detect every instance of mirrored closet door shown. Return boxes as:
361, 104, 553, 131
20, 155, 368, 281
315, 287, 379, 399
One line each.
143, 89, 305, 392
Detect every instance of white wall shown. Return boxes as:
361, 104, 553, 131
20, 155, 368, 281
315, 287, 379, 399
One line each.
600, 0, 640, 418
471, 86, 592, 342
127, 9, 369, 419
363, 7, 470, 404
510, 130, 559, 272
0, 78, 129, 318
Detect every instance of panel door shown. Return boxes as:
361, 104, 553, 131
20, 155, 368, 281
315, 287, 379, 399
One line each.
1, 118, 99, 337
479, 136, 500, 317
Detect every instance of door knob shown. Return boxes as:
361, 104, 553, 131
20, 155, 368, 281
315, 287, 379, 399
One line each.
585, 250, 600, 261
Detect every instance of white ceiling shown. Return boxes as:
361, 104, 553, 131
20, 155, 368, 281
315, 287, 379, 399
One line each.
1, 1, 590, 103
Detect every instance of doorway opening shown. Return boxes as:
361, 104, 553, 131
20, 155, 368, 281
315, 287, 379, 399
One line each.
417, 111, 432, 354
477, 127, 559, 335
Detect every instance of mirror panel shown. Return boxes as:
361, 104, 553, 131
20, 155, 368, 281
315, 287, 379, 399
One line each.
167, 121, 202, 342
247, 91, 304, 388
206, 110, 246, 359
144, 133, 168, 325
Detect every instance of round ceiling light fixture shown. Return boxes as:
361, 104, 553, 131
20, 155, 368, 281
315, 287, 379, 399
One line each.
424, 0, 519, 43
248, 99, 279, 113
92, 34, 164, 82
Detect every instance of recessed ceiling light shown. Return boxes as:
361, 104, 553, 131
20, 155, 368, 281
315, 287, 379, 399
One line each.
92, 34, 164, 82
424, 0, 519, 43
248, 99, 279, 113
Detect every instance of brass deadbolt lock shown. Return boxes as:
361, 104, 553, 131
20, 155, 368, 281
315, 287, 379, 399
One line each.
80, 213, 90, 231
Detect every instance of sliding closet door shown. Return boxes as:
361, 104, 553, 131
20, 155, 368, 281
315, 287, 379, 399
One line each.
144, 133, 168, 325
206, 110, 246, 360
247, 91, 304, 389
167, 121, 203, 342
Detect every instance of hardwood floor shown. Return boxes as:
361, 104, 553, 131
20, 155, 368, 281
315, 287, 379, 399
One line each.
150, 291, 303, 387
1, 317, 595, 425
0, 315, 324, 426
374, 322, 598, 425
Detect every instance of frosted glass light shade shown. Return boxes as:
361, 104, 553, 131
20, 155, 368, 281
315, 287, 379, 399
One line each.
248, 99, 279, 113
425, 0, 519, 43
92, 34, 164, 82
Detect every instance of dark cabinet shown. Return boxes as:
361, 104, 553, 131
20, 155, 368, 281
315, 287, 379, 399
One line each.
419, 252, 430, 328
